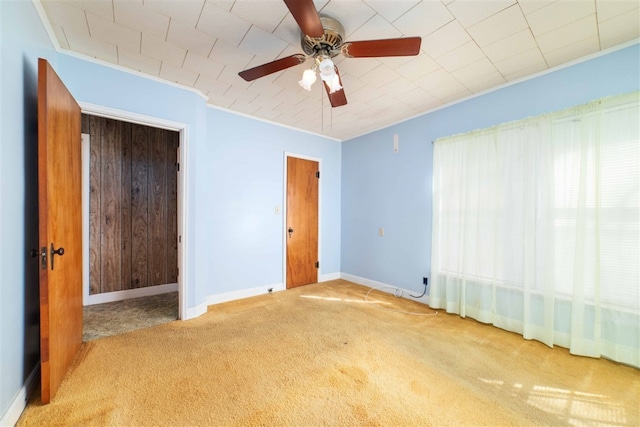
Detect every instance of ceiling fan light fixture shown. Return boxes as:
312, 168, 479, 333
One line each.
299, 68, 317, 91
318, 58, 336, 83
328, 74, 342, 93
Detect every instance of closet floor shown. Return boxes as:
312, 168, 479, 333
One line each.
83, 292, 178, 341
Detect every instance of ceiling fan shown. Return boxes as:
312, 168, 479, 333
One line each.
238, 0, 422, 108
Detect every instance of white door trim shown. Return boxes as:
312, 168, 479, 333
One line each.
78, 102, 189, 320
283, 152, 322, 289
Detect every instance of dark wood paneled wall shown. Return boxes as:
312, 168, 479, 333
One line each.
82, 115, 179, 295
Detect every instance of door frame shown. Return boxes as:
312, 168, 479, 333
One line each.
78, 102, 188, 320
282, 152, 322, 289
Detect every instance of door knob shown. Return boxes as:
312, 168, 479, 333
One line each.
50, 243, 64, 270
288, 227, 294, 238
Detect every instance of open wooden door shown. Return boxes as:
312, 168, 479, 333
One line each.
38, 58, 83, 404
286, 156, 319, 288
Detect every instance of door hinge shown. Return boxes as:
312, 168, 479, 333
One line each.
176, 162, 180, 171
315, 261, 319, 269
315, 171, 320, 179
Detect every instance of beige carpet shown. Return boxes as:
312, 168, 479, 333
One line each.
19, 280, 639, 426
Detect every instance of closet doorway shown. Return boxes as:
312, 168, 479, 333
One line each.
81, 113, 183, 340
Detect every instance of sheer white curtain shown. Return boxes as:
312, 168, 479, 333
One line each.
430, 92, 639, 367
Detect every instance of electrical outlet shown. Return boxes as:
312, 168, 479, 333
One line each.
378, 227, 384, 236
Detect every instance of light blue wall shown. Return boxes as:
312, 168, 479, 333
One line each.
207, 109, 341, 294
341, 43, 640, 293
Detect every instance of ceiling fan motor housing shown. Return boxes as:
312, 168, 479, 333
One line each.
301, 16, 345, 58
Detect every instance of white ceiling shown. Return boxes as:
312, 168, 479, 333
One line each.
37, 0, 639, 140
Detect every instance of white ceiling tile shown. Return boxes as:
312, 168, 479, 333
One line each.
482, 29, 537, 63
517, 0, 555, 15
182, 51, 224, 78
320, 1, 377, 38
64, 29, 118, 63
414, 68, 457, 91
435, 41, 485, 72
114, 1, 170, 40
378, 54, 415, 68
467, 4, 528, 47
451, 57, 497, 83
41, 1, 90, 37
248, 79, 286, 98
231, 99, 261, 115
339, 73, 368, 94
365, 0, 420, 23
141, 33, 187, 67
395, 53, 440, 80
494, 47, 547, 77
462, 70, 506, 93
422, 20, 471, 58
400, 87, 442, 109
430, 81, 472, 103
503, 62, 547, 82
118, 48, 162, 75
52, 25, 70, 49
208, 94, 236, 109
543, 36, 600, 67
159, 62, 199, 86
167, 19, 217, 57
145, 0, 205, 27
239, 25, 289, 59
381, 76, 418, 96
229, 1, 289, 33
348, 84, 385, 103
86, 12, 141, 50
535, 14, 598, 54
218, 65, 253, 88
211, 40, 255, 69
525, 0, 595, 36
359, 64, 401, 88
66, 0, 114, 21
273, 13, 304, 47
253, 107, 283, 121
393, 0, 454, 37
347, 14, 403, 41
197, 2, 251, 46
598, 8, 640, 49
225, 85, 259, 103
446, 0, 516, 28
194, 74, 231, 97
596, 0, 639, 22
336, 57, 381, 78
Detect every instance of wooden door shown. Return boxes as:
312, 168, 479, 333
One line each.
38, 58, 83, 404
286, 157, 319, 288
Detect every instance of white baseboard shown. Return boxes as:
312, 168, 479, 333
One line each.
184, 282, 285, 320
85, 283, 178, 306
0, 365, 39, 427
340, 273, 430, 305
318, 272, 341, 282
206, 282, 285, 306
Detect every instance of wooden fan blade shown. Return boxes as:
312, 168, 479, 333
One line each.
323, 67, 347, 108
238, 54, 306, 81
283, 0, 324, 38
341, 37, 422, 58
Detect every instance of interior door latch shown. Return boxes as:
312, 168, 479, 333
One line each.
40, 246, 47, 270
50, 243, 64, 270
